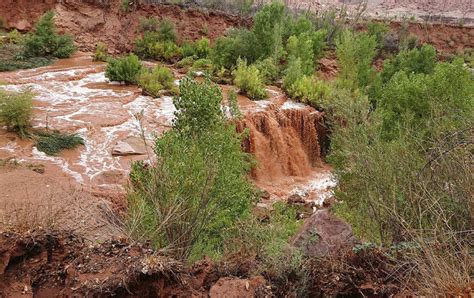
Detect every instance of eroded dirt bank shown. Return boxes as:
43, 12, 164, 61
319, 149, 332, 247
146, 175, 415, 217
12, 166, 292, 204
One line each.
1, 0, 473, 54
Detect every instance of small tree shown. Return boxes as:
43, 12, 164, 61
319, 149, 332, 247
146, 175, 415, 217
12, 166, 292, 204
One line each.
127, 78, 254, 260
0, 90, 33, 138
24, 11, 75, 58
93, 42, 108, 62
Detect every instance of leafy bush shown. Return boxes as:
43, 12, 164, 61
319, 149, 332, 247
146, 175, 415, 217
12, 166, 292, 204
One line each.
180, 42, 196, 58
254, 57, 280, 84
336, 30, 377, 91
287, 75, 330, 107
35, 131, 84, 155
233, 59, 267, 100
282, 57, 303, 91
252, 2, 286, 59
24, 11, 75, 59
105, 54, 143, 84
211, 29, 258, 69
157, 19, 177, 43
311, 29, 328, 59
191, 58, 215, 74
127, 78, 254, 261
0, 90, 33, 138
6, 29, 22, 44
381, 44, 437, 83
192, 37, 210, 59
138, 65, 176, 97
176, 56, 195, 69
367, 21, 389, 49
93, 42, 108, 62
134, 18, 180, 62
287, 34, 315, 75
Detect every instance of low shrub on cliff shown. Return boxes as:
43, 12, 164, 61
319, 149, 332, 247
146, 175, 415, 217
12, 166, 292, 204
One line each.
0, 89, 33, 138
24, 11, 75, 59
233, 59, 267, 100
93, 42, 108, 62
105, 54, 143, 85
138, 65, 177, 97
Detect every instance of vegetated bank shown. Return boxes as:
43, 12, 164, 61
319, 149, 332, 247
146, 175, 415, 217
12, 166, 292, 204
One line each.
0, 1, 472, 297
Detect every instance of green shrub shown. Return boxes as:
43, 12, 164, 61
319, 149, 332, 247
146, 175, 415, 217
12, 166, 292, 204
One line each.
191, 58, 215, 73
287, 75, 330, 107
311, 29, 328, 59
35, 131, 84, 155
180, 42, 196, 58
194, 37, 211, 59
233, 59, 267, 100
282, 57, 303, 91
336, 30, 377, 91
121, 0, 131, 12
286, 33, 315, 75
139, 17, 159, 33
252, 2, 286, 59
93, 42, 108, 62
105, 54, 143, 84
367, 21, 389, 49
157, 19, 176, 43
254, 57, 280, 84
0, 90, 33, 138
24, 11, 75, 58
127, 78, 254, 261
176, 56, 195, 69
6, 29, 22, 44
381, 44, 437, 83
138, 65, 177, 97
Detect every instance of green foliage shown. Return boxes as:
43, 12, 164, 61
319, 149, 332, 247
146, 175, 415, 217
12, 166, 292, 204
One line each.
0, 89, 33, 138
157, 19, 177, 43
134, 18, 180, 62
287, 75, 330, 107
233, 59, 267, 100
127, 78, 254, 260
191, 58, 215, 74
379, 59, 473, 140
381, 44, 437, 83
223, 202, 305, 285
121, 0, 131, 12
176, 56, 195, 69
286, 34, 315, 75
327, 58, 474, 244
254, 57, 280, 84
24, 11, 75, 58
138, 65, 176, 97
194, 37, 211, 59
282, 57, 302, 91
227, 89, 241, 119
105, 54, 143, 85
93, 42, 108, 62
6, 29, 22, 44
35, 131, 84, 155
367, 21, 389, 49
211, 29, 258, 69
252, 2, 286, 59
311, 29, 328, 59
336, 30, 377, 91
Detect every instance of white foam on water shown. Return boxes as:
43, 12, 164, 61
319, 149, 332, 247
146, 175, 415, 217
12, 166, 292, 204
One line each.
281, 100, 307, 110
290, 172, 337, 206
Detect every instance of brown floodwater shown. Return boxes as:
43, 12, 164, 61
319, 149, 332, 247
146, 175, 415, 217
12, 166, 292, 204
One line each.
0, 53, 335, 204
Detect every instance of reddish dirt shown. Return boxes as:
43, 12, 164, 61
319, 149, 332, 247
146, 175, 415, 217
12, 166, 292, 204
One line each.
1, 1, 472, 55
0, 1, 249, 53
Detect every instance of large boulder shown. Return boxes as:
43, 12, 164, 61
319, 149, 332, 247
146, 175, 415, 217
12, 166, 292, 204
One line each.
292, 209, 358, 257
111, 137, 147, 156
